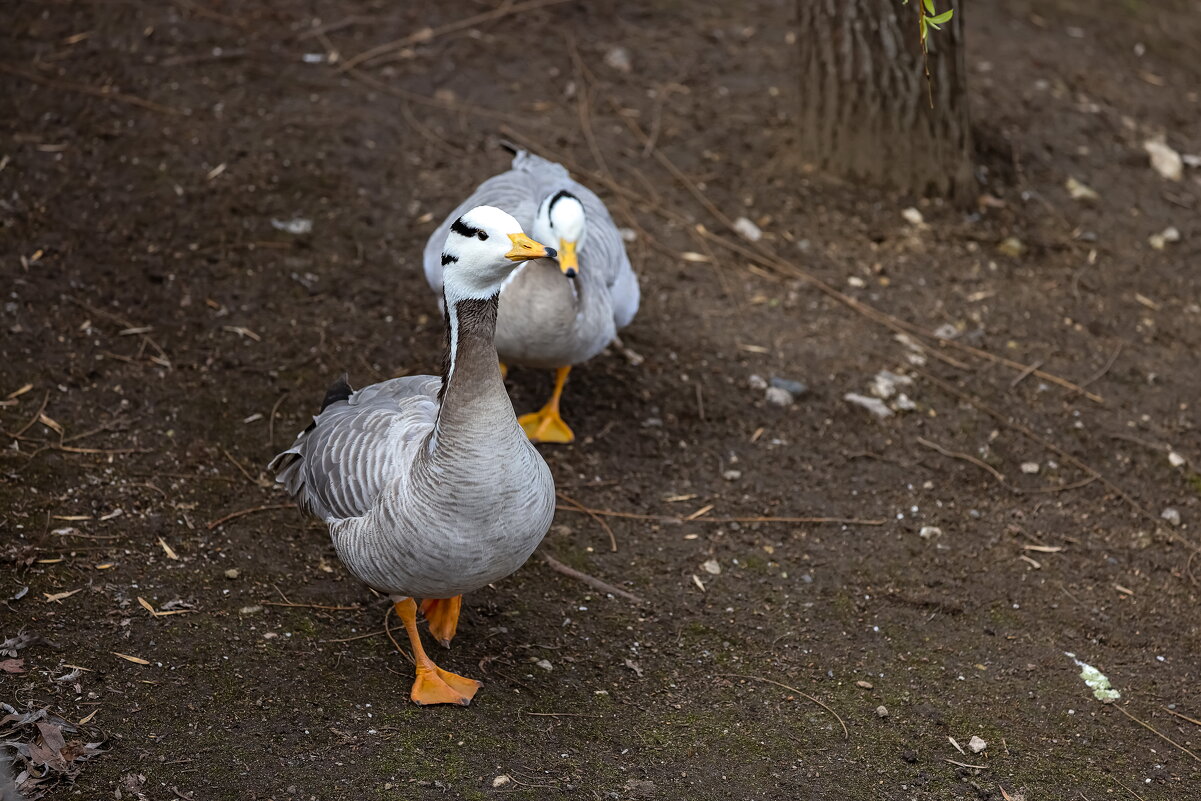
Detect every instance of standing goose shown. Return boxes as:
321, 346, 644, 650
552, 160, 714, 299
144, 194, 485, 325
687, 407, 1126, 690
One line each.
270, 206, 557, 706
422, 146, 640, 444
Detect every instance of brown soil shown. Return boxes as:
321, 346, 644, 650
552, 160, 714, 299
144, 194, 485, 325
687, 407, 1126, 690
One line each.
3, 1, 1200, 799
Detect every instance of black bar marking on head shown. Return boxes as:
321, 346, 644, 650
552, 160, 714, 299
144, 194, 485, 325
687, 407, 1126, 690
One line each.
450, 217, 483, 239
441, 252, 458, 266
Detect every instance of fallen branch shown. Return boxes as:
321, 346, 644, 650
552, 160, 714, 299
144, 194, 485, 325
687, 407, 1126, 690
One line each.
539, 552, 645, 605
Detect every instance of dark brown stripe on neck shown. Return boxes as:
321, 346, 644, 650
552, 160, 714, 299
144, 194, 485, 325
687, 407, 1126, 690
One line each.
438, 295, 499, 401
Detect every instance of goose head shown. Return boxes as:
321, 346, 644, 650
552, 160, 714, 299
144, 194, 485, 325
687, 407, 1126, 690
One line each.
532, 191, 586, 279
440, 206, 555, 303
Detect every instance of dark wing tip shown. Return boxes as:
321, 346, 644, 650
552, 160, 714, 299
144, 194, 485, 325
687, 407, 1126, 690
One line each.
320, 373, 353, 412
497, 139, 520, 156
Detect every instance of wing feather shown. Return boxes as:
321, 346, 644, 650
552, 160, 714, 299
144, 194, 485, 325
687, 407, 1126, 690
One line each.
269, 375, 441, 522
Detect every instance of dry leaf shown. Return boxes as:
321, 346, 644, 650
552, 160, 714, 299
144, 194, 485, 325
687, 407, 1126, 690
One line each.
78, 709, 98, 725
38, 413, 65, 435
679, 251, 710, 263
137, 597, 157, 615
112, 652, 150, 665
158, 537, 179, 560
0, 658, 25, 673
6, 383, 33, 400
1021, 544, 1063, 553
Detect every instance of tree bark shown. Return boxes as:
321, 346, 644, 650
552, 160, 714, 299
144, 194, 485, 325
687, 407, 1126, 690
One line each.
796, 0, 973, 200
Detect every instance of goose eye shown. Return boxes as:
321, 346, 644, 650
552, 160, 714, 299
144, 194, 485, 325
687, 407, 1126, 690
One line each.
477, 231, 489, 241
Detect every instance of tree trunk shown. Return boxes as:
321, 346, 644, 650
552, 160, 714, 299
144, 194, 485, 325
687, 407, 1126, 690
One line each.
796, 0, 973, 200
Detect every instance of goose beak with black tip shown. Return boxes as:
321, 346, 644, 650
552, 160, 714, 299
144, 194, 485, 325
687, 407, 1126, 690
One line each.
505, 233, 555, 262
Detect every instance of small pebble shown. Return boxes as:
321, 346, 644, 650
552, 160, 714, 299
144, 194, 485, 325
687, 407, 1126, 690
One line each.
856, 680, 874, 689
702, 559, 722, 575
919, 526, 942, 539
844, 393, 894, 419
535, 659, 553, 671
901, 207, 925, 226
224, 568, 240, 579
770, 376, 808, 396
238, 605, 262, 616
764, 387, 794, 407
722, 469, 742, 481
603, 46, 632, 73
1168, 451, 1186, 468
1065, 176, 1099, 202
876, 705, 889, 718
747, 374, 768, 391
1144, 138, 1183, 181
997, 236, 1026, 258
492, 776, 512, 788
1161, 508, 1181, 526
733, 216, 763, 242
901, 750, 918, 764
1149, 226, 1180, 250
968, 736, 987, 754
1020, 462, 1040, 474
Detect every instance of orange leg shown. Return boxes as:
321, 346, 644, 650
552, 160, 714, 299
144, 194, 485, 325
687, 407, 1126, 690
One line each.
518, 366, 574, 444
420, 595, 463, 647
393, 598, 481, 706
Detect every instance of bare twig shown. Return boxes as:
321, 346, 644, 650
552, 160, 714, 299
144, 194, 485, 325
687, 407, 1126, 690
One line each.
539, 552, 645, 605
268, 391, 289, 447
338, 0, 574, 72
206, 503, 296, 530
917, 436, 1007, 485
553, 505, 884, 526
259, 600, 362, 612
1114, 704, 1201, 764
1161, 706, 1201, 727
1079, 344, 1123, 389
715, 674, 848, 739
556, 491, 617, 552
321, 629, 385, 643
944, 758, 987, 770
0, 63, 183, 115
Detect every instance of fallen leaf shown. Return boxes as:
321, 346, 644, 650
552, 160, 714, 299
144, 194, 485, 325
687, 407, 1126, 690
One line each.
78, 709, 98, 725
0, 658, 25, 673
39, 413, 65, 435
112, 652, 150, 665
158, 537, 179, 560
6, 383, 33, 400
1021, 544, 1063, 553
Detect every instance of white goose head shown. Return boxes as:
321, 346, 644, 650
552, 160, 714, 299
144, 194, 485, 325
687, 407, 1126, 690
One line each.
440, 206, 555, 305
532, 191, 586, 278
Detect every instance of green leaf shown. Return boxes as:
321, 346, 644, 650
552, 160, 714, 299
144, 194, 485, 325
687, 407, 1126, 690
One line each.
922, 0, 936, 14
928, 9, 954, 24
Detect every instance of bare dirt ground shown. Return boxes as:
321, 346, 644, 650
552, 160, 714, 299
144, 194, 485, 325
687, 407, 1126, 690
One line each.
3, 1, 1200, 799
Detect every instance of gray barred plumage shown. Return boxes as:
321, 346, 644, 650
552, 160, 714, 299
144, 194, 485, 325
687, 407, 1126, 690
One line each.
270, 207, 556, 601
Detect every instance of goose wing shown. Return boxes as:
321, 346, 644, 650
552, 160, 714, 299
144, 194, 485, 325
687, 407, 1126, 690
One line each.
269, 375, 442, 522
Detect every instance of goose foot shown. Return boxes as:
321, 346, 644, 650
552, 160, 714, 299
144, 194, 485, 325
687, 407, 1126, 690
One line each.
519, 366, 574, 444
519, 406, 575, 443
393, 597, 482, 706
411, 663, 482, 706
420, 596, 462, 647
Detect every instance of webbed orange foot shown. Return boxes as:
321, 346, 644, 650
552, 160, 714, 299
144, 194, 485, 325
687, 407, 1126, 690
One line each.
420, 596, 463, 647
410, 663, 482, 706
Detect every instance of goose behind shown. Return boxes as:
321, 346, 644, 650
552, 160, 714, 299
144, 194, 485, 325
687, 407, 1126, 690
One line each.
270, 206, 557, 705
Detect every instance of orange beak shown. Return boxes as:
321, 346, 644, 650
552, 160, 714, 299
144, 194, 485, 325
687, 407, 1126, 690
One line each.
506, 233, 555, 262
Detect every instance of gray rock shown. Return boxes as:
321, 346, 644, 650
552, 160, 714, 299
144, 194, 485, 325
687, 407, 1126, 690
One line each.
770, 376, 808, 396
765, 387, 794, 407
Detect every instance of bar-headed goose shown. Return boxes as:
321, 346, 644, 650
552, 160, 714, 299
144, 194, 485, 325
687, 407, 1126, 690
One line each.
271, 206, 557, 706
422, 147, 640, 443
